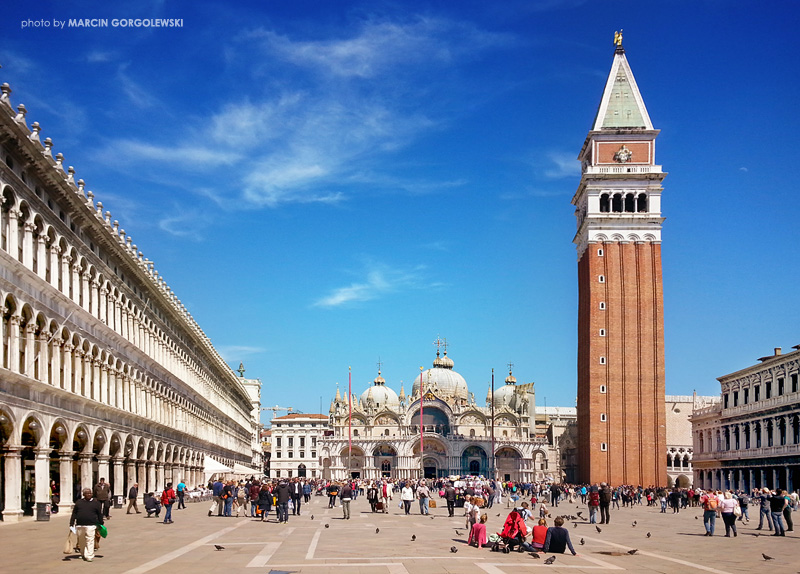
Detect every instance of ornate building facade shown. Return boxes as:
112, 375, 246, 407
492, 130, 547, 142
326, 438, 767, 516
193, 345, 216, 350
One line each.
692, 346, 800, 493
319, 349, 574, 482
573, 39, 667, 486
0, 78, 258, 521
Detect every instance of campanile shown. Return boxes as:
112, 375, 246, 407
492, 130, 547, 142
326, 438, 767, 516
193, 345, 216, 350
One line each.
572, 37, 667, 486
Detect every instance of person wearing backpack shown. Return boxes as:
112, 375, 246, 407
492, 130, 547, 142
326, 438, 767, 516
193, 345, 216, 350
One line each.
588, 485, 600, 524
700, 490, 718, 536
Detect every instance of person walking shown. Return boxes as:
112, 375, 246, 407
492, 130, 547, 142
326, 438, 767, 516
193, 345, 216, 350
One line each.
209, 478, 224, 517
782, 490, 794, 532
380, 480, 392, 514
719, 491, 738, 537
327, 482, 339, 509
588, 485, 600, 524
70, 488, 103, 562
275, 480, 291, 524
161, 482, 176, 524
445, 482, 456, 517
417, 480, 431, 516
176, 479, 187, 510
258, 482, 273, 522
769, 489, 787, 536
756, 487, 773, 531
598, 483, 612, 524
126, 483, 141, 514
289, 478, 303, 516
93, 477, 112, 519
401, 482, 414, 515
341, 481, 353, 520
700, 490, 718, 536
50, 479, 60, 515
250, 481, 262, 517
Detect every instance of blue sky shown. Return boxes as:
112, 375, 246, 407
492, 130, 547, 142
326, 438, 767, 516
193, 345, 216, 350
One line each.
3, 1, 798, 426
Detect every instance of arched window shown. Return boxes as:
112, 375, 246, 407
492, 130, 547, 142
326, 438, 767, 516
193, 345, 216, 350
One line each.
636, 193, 648, 212
611, 193, 623, 212
470, 429, 475, 437
624, 193, 635, 212
599, 194, 610, 212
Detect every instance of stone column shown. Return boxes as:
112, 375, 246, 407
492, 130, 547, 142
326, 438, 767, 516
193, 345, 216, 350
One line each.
23, 324, 35, 377
80, 272, 90, 312
59, 451, 75, 512
37, 332, 50, 384
71, 264, 81, 305
7, 315, 20, 373
79, 453, 94, 492
96, 454, 111, 485
2, 446, 24, 522
34, 447, 51, 504
99, 364, 108, 404
49, 245, 61, 288
22, 222, 35, 268
126, 460, 137, 495
7, 209, 20, 261
62, 343, 73, 392
156, 463, 165, 491
147, 462, 156, 493
136, 461, 146, 493
60, 254, 72, 297
112, 456, 125, 498
36, 235, 47, 279
50, 338, 61, 387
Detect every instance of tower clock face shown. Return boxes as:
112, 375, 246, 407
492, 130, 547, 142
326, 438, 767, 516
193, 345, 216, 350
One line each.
614, 145, 633, 163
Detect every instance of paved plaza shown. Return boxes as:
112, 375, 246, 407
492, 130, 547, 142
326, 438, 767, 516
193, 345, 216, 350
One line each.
2, 495, 797, 574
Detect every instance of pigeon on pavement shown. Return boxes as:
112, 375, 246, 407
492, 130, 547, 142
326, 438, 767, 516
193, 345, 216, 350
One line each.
375, 528, 380, 534
530, 552, 540, 559
646, 532, 651, 538
411, 535, 416, 541
450, 546, 458, 553
596, 526, 602, 533
628, 549, 638, 555
544, 556, 556, 565
763, 554, 774, 561
580, 538, 585, 545
214, 545, 225, 551
324, 524, 330, 529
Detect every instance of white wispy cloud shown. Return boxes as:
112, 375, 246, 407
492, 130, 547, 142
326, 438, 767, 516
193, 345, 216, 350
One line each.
158, 209, 210, 241
313, 262, 439, 308
544, 151, 580, 178
99, 16, 511, 209
216, 345, 266, 363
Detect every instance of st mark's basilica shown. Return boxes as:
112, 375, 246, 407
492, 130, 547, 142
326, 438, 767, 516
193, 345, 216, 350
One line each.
320, 345, 577, 482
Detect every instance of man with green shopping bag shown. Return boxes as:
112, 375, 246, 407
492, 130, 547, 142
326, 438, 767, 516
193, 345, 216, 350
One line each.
69, 488, 104, 562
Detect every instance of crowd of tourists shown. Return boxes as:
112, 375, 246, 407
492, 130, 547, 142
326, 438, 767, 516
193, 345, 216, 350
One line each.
62, 474, 798, 563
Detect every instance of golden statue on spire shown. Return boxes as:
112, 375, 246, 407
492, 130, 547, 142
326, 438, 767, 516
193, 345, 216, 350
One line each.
614, 29, 623, 47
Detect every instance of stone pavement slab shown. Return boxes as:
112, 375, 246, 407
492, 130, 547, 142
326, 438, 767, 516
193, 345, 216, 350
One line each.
2, 496, 798, 574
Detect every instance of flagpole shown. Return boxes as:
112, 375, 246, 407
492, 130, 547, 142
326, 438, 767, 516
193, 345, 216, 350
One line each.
348, 366, 352, 480
419, 366, 424, 479
490, 368, 495, 481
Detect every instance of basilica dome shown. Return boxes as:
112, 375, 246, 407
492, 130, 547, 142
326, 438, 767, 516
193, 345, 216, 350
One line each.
360, 371, 400, 409
493, 370, 518, 406
411, 351, 468, 401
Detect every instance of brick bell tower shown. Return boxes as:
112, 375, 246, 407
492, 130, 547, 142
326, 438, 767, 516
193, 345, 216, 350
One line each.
572, 35, 667, 487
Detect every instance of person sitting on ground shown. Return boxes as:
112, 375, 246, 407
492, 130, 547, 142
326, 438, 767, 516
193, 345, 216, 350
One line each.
543, 516, 577, 555
531, 517, 548, 551
144, 492, 161, 518
500, 508, 535, 552
468, 513, 490, 548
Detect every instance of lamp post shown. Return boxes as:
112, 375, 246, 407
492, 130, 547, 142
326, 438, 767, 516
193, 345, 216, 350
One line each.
419, 366, 424, 479
348, 366, 352, 480
490, 368, 495, 481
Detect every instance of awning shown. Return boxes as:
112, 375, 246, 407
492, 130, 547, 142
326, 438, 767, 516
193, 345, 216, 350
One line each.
232, 462, 262, 476
203, 456, 233, 476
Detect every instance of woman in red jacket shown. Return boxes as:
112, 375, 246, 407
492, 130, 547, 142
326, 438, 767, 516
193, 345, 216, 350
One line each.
161, 483, 176, 524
